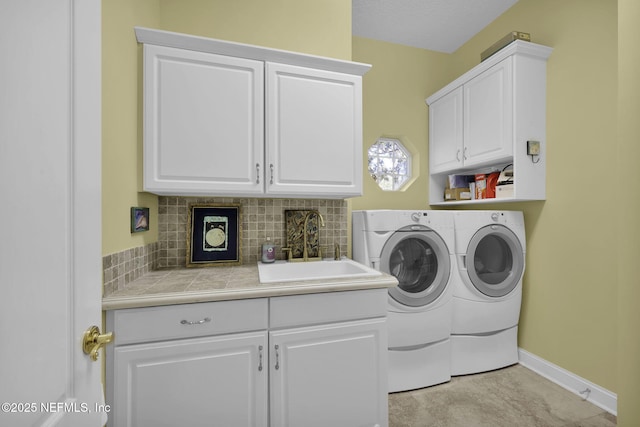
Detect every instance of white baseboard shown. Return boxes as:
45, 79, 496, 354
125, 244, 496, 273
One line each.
518, 348, 617, 416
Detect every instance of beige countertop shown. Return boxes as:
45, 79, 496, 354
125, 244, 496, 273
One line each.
102, 263, 398, 311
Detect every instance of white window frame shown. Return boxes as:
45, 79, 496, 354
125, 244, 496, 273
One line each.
367, 137, 412, 191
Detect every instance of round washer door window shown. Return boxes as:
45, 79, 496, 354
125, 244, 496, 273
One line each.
466, 225, 524, 297
381, 230, 451, 307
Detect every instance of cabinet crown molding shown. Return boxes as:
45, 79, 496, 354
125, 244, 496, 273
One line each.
135, 26, 371, 76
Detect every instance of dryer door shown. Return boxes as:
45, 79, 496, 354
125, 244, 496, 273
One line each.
381, 226, 451, 308
465, 224, 524, 297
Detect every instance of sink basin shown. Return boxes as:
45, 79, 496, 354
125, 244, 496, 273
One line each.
258, 258, 382, 284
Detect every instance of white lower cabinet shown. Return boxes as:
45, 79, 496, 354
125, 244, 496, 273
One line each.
270, 319, 387, 427
106, 289, 388, 427
112, 332, 268, 427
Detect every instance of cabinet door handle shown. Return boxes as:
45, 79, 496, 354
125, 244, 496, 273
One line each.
275, 344, 280, 370
463, 147, 468, 160
256, 163, 260, 184
180, 317, 211, 325
258, 345, 264, 371
456, 149, 461, 162
269, 164, 274, 185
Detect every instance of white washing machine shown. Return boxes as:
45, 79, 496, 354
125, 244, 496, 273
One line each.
451, 210, 526, 376
352, 210, 458, 392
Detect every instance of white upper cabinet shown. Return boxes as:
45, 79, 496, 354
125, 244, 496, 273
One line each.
429, 57, 516, 175
426, 41, 552, 205
143, 45, 264, 196
266, 63, 362, 197
136, 27, 370, 199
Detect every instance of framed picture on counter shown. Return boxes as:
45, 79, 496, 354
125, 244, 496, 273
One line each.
187, 204, 241, 267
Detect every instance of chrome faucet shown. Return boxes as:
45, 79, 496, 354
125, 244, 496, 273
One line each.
302, 210, 325, 261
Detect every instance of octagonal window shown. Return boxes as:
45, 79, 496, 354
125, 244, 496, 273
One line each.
367, 138, 412, 191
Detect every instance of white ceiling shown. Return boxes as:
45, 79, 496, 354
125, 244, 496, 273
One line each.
352, 0, 519, 53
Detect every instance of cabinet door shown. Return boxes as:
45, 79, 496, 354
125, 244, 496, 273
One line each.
270, 319, 388, 427
428, 87, 464, 174
463, 57, 514, 167
110, 332, 268, 427
266, 63, 363, 198
143, 45, 264, 196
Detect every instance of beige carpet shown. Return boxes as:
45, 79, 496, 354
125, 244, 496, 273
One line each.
389, 364, 616, 427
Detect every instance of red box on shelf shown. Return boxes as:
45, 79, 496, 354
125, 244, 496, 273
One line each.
486, 172, 500, 198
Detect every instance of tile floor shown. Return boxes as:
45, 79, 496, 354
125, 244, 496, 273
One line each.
389, 364, 616, 427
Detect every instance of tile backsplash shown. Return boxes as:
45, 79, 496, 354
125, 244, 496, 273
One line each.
103, 197, 348, 293
102, 242, 158, 296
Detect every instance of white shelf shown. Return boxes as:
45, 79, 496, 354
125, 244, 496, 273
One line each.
431, 197, 541, 206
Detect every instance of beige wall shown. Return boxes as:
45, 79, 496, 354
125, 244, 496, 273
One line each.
102, 0, 160, 255
351, 37, 450, 211
101, 0, 352, 256
158, 0, 352, 60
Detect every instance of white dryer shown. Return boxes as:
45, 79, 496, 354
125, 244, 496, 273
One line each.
352, 210, 458, 392
451, 210, 526, 375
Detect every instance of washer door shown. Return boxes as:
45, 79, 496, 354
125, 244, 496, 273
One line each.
465, 224, 524, 297
381, 227, 451, 308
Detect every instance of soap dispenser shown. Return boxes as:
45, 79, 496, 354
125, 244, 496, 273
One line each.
261, 237, 276, 263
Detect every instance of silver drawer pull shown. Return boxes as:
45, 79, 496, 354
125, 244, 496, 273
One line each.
180, 317, 211, 326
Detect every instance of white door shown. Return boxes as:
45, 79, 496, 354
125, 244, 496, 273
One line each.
0, 1, 105, 426
111, 332, 268, 427
428, 87, 464, 173
270, 319, 388, 427
463, 57, 514, 167
266, 62, 363, 198
143, 45, 264, 196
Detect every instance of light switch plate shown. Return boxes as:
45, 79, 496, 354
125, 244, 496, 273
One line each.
527, 140, 541, 156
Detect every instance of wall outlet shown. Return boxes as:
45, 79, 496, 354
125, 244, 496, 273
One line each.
527, 140, 541, 156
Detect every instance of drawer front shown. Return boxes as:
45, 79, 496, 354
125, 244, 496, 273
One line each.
270, 289, 387, 329
111, 298, 268, 345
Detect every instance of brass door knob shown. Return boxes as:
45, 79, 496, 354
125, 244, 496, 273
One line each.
83, 325, 114, 361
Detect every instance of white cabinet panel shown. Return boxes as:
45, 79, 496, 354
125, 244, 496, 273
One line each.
111, 332, 268, 427
270, 319, 388, 427
269, 288, 387, 329
428, 87, 463, 174
111, 298, 268, 345
463, 58, 513, 167
144, 45, 264, 195
266, 63, 363, 197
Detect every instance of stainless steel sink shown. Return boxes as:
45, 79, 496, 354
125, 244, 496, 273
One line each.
257, 258, 381, 283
